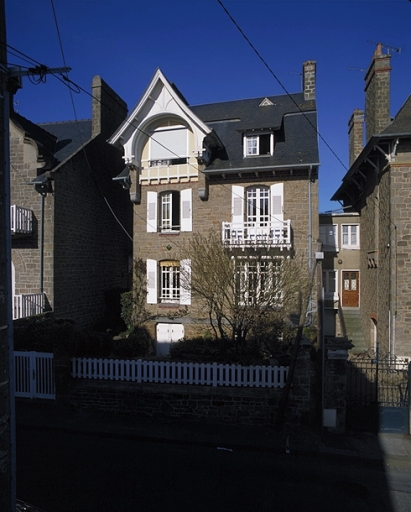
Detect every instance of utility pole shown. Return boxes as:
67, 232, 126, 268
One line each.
0, 0, 16, 510
1, 2, 70, 509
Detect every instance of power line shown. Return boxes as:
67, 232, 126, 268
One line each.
216, 0, 347, 173
6, 42, 314, 239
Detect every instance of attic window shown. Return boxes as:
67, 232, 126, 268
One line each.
259, 98, 274, 107
244, 133, 273, 157
149, 126, 188, 164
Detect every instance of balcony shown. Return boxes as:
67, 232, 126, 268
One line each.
222, 220, 292, 250
140, 158, 198, 184
13, 293, 45, 320
11, 205, 33, 236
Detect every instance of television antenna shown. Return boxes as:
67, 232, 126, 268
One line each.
289, 71, 302, 90
347, 67, 367, 73
367, 40, 401, 55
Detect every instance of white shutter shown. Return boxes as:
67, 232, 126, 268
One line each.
180, 259, 191, 305
146, 259, 157, 304
147, 191, 157, 233
270, 183, 284, 223
180, 189, 192, 232
232, 185, 244, 224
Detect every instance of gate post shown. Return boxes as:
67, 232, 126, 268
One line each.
322, 337, 353, 433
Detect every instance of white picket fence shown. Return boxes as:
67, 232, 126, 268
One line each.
71, 358, 288, 389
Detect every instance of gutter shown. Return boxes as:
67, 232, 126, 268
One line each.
204, 162, 320, 175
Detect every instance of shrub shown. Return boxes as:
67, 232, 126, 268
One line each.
13, 313, 83, 357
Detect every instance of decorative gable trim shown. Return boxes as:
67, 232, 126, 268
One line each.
108, 69, 212, 166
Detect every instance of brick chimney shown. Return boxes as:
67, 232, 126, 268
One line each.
303, 60, 316, 101
91, 76, 128, 139
364, 43, 391, 142
348, 108, 364, 166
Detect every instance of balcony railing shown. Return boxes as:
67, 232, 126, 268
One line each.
222, 220, 292, 249
11, 205, 33, 235
13, 293, 45, 320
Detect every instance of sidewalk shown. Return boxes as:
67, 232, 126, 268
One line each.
15, 399, 411, 468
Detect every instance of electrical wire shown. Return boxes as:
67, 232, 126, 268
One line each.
49, 0, 132, 241
216, 0, 348, 173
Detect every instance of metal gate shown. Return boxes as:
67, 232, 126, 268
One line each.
14, 351, 55, 399
347, 350, 410, 434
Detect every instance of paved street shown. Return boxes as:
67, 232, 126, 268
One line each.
17, 424, 411, 512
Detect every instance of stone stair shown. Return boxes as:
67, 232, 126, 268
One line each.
342, 309, 368, 354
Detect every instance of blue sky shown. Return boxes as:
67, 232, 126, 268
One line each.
4, 0, 411, 212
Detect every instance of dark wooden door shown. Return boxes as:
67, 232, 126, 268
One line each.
342, 271, 359, 307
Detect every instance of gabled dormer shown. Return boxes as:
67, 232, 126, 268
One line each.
109, 69, 218, 201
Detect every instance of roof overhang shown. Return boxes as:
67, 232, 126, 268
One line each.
331, 132, 410, 202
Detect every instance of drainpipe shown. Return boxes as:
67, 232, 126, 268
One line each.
308, 165, 313, 270
40, 193, 44, 293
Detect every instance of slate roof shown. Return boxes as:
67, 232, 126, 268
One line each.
382, 94, 411, 136
38, 119, 92, 166
191, 92, 319, 173
11, 111, 57, 161
11, 112, 93, 170
331, 94, 411, 202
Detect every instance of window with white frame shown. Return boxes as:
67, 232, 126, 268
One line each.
146, 259, 191, 305
235, 257, 282, 306
341, 224, 359, 248
232, 184, 283, 228
323, 270, 338, 300
319, 225, 338, 251
247, 186, 270, 226
244, 132, 273, 157
160, 261, 180, 303
146, 189, 192, 233
160, 191, 180, 231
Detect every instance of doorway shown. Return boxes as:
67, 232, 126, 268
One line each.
342, 271, 359, 307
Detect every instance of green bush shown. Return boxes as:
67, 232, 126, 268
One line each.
170, 336, 223, 362
169, 327, 295, 365
112, 328, 153, 358
13, 313, 83, 356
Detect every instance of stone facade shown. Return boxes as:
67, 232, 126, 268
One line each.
332, 45, 411, 358
109, 67, 320, 350
137, 176, 318, 340
10, 77, 133, 328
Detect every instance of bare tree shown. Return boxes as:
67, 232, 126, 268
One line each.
180, 230, 312, 350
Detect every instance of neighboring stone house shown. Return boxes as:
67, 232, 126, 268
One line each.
331, 44, 411, 359
109, 64, 320, 354
10, 76, 133, 328
319, 212, 366, 354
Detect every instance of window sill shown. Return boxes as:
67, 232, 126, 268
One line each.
159, 230, 180, 236
244, 154, 273, 158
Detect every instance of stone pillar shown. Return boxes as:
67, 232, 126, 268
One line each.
288, 344, 317, 427
322, 337, 353, 433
